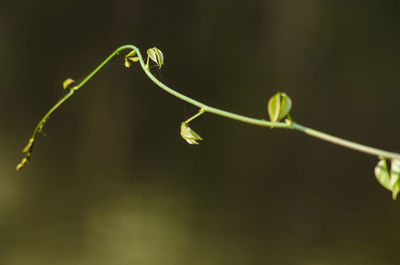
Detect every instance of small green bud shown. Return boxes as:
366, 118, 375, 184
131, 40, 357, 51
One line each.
180, 123, 203, 145
268, 92, 292, 123
147, 47, 164, 69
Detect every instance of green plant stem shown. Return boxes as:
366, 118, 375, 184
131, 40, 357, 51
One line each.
184, 108, 206, 124
28, 48, 122, 142
20, 44, 400, 169
292, 123, 400, 160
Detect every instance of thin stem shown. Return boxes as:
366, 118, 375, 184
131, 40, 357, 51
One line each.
185, 108, 206, 124
292, 123, 400, 160
17, 44, 400, 170
28, 47, 124, 141
129, 45, 400, 160
129, 45, 292, 129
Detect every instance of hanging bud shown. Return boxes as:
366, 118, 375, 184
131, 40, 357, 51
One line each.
124, 58, 131, 68
180, 122, 203, 145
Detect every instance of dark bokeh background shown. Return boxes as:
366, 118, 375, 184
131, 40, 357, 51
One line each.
1, 1, 400, 264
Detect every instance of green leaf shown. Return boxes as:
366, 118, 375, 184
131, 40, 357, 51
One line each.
180, 123, 202, 145
268, 92, 292, 122
63, 78, 75, 89
156, 48, 164, 66
279, 93, 292, 121
125, 50, 136, 58
128, 56, 139, 62
390, 159, 400, 186
390, 159, 400, 199
125, 50, 139, 63
147, 48, 157, 62
268, 93, 281, 123
375, 159, 391, 191
374, 159, 400, 199
147, 47, 164, 68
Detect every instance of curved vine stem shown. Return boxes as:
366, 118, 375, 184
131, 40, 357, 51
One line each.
16, 44, 400, 170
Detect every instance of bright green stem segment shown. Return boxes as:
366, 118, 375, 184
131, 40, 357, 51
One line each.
184, 108, 206, 124
17, 44, 400, 170
292, 124, 400, 160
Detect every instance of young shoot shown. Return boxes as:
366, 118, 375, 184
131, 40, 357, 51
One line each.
17, 44, 400, 200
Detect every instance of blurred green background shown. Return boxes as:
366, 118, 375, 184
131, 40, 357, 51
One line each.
1, 0, 400, 264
